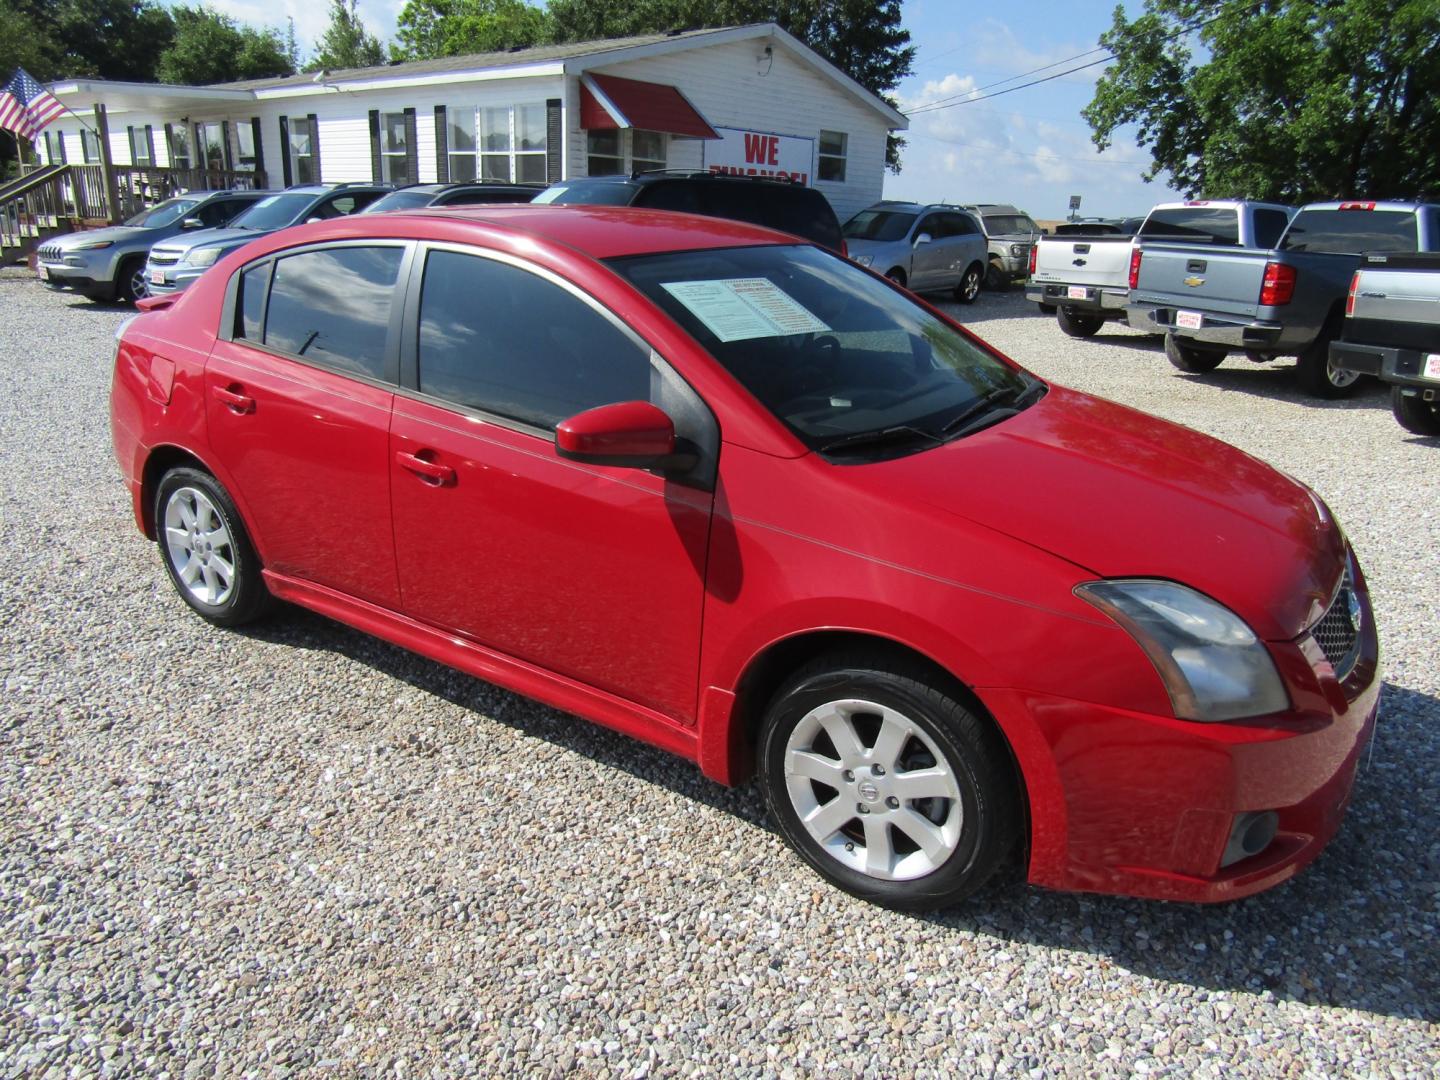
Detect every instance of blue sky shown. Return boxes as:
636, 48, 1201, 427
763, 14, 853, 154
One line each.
196, 0, 1184, 219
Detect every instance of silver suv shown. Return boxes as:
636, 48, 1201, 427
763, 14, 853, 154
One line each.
842, 202, 989, 303
960, 203, 1042, 289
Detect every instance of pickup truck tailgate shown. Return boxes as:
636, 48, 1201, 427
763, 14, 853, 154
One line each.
1033, 237, 1132, 288
1134, 244, 1267, 317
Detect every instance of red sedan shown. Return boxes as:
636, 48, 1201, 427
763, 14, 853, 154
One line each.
110, 206, 1378, 908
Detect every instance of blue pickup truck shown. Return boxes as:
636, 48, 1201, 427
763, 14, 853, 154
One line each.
1126, 201, 1440, 398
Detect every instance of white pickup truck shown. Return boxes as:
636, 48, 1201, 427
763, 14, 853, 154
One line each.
1026, 201, 1294, 338
1330, 253, 1440, 435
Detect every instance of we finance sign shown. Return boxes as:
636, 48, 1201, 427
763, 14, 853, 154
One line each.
704, 127, 814, 185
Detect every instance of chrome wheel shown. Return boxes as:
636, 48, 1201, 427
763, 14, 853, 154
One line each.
163, 486, 236, 606
1327, 358, 1361, 389
783, 697, 963, 881
128, 264, 149, 302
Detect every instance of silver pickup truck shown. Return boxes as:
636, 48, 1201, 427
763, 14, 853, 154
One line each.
1027, 200, 1292, 338
1128, 201, 1440, 397
1330, 253, 1440, 435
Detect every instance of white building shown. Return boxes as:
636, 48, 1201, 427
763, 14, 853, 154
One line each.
36, 23, 906, 222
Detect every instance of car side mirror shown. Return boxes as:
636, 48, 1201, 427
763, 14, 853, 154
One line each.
555, 400, 693, 470
913, 232, 932, 247
180, 217, 204, 230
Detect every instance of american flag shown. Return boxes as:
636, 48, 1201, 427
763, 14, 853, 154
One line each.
0, 68, 68, 141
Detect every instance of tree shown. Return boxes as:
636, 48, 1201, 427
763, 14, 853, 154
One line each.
392, 0, 549, 61
1083, 0, 1440, 203
3, 0, 175, 82
544, 1, 914, 171
156, 5, 295, 85
307, 0, 384, 72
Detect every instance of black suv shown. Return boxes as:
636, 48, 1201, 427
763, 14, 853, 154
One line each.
534, 172, 845, 253
362, 182, 542, 214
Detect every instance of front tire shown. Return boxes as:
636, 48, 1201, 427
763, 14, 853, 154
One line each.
758, 653, 1019, 911
1056, 305, 1104, 338
1164, 333, 1226, 373
115, 257, 148, 305
1392, 386, 1440, 436
984, 260, 1006, 290
954, 264, 983, 304
155, 467, 272, 626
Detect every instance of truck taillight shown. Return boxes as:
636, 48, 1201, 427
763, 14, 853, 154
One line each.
1259, 262, 1296, 306
1128, 247, 1142, 290
1345, 270, 1360, 316
1028, 243, 1037, 275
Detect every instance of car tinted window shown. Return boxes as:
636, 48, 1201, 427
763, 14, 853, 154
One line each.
123, 198, 201, 228
237, 262, 269, 341
263, 246, 404, 379
1278, 209, 1419, 254
636, 182, 704, 214
607, 244, 1037, 451
761, 189, 843, 252
943, 213, 978, 236
365, 190, 436, 213
533, 181, 637, 206
1253, 209, 1290, 248
417, 250, 651, 429
916, 214, 946, 239
197, 199, 241, 227
230, 193, 318, 231
440, 188, 537, 205
843, 210, 917, 242
981, 214, 1034, 235
1138, 207, 1240, 245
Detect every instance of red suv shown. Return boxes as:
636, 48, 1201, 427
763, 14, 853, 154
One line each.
110, 206, 1378, 909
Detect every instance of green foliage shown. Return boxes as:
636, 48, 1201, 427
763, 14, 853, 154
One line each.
2, 0, 175, 82
1084, 0, 1440, 202
156, 5, 295, 85
392, 0, 550, 61
544, 0, 913, 171
308, 0, 385, 72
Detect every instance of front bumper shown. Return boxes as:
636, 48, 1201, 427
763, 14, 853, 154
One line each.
1126, 303, 1298, 352
1330, 340, 1440, 390
144, 264, 204, 295
1027, 282, 1129, 315
37, 262, 114, 298
982, 593, 1381, 903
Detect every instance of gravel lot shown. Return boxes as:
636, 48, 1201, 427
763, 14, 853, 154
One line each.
1, 265, 1436, 1078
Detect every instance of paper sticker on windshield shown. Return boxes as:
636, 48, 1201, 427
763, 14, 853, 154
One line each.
661, 278, 831, 342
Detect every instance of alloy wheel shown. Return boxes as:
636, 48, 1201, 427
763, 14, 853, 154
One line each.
163, 486, 236, 606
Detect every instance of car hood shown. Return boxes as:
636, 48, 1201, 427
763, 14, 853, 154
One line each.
52, 226, 153, 250
855, 385, 1344, 641
151, 226, 266, 255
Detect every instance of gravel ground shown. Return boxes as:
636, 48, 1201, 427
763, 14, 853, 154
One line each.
1, 266, 1436, 1078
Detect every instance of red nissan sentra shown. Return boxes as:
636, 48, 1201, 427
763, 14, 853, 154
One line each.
109, 206, 1378, 909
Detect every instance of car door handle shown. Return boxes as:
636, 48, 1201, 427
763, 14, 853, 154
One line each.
212, 384, 255, 413
395, 450, 456, 486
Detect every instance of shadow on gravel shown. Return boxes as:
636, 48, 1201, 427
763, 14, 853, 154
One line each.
1173, 365, 1392, 410
237, 607, 1437, 1022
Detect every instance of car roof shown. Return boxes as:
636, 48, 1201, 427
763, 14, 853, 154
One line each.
336, 204, 801, 260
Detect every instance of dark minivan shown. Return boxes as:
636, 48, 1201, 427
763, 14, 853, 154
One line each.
534, 172, 845, 253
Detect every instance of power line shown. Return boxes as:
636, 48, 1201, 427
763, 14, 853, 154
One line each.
908, 43, 1111, 109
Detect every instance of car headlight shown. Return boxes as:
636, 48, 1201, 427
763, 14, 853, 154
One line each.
1010, 244, 1025, 257
1075, 580, 1289, 722
182, 247, 224, 268
73, 239, 114, 250
852, 254, 873, 267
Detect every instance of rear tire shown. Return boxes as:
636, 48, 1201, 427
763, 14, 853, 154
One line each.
1164, 333, 1226, 373
758, 652, 1020, 911
1294, 323, 1363, 399
155, 467, 273, 626
1392, 386, 1440, 436
954, 264, 983, 304
1056, 305, 1104, 338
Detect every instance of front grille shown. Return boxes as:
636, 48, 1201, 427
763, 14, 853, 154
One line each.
38, 244, 63, 263
1310, 562, 1362, 679
148, 251, 181, 267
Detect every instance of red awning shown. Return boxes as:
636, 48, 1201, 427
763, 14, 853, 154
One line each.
579, 73, 719, 140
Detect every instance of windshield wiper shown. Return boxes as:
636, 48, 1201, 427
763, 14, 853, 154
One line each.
940, 382, 1046, 441
818, 424, 942, 458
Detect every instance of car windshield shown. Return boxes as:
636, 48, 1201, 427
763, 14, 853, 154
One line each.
229, 193, 319, 231
363, 190, 437, 213
533, 182, 636, 206
842, 210, 917, 242
607, 244, 1041, 456
123, 198, 201, 228
982, 214, 1035, 235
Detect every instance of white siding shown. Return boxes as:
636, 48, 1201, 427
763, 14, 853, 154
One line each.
574, 38, 893, 220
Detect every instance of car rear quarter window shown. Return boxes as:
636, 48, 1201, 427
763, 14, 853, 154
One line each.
1139, 207, 1241, 245
1253, 209, 1290, 248
261, 246, 405, 379
416, 250, 651, 429
1279, 209, 1419, 254
237, 263, 270, 341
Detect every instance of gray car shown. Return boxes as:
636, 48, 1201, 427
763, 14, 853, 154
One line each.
842, 202, 989, 303
961, 203, 1042, 289
36, 191, 266, 303
145, 184, 390, 295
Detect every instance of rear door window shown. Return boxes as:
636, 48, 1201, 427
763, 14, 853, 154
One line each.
1279, 209, 1419, 254
260, 245, 405, 380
